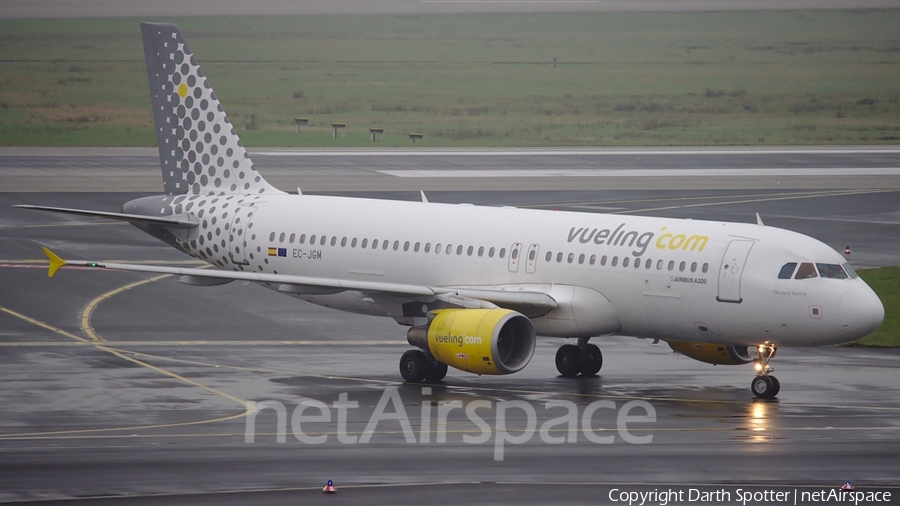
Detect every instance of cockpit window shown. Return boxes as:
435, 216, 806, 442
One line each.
795, 262, 817, 280
777, 262, 797, 279
842, 262, 859, 279
817, 263, 848, 279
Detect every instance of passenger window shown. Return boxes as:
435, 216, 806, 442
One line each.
279, 232, 286, 243
341, 237, 347, 247
567, 253, 574, 264
601, 255, 607, 266
679, 261, 686, 272
778, 262, 797, 279
511, 248, 519, 259
351, 238, 358, 248
545, 251, 553, 262
590, 254, 596, 265
557, 252, 563, 263
646, 258, 652, 269
702, 262, 709, 273
456, 245, 463, 255
393, 240, 400, 251
330, 237, 336, 246
578, 253, 585, 264
488, 247, 495, 258
321, 236, 327, 246
795, 262, 817, 279
468, 246, 474, 256
478, 246, 484, 257
269, 232, 275, 242
383, 241, 389, 250
842, 262, 858, 279
436, 243, 442, 254
372, 239, 379, 249
668, 260, 675, 271
528, 249, 535, 260
299, 234, 306, 244
499, 248, 506, 258
423, 243, 429, 253
690, 262, 697, 273
817, 263, 848, 279
634, 258, 641, 268
446, 244, 452, 254
623, 257, 630, 267
611, 256, 618, 267
289, 233, 296, 243
361, 238, 368, 248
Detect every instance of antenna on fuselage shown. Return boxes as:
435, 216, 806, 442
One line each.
756, 212, 764, 226
420, 191, 429, 203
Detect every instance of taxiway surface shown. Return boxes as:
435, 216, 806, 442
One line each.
1, 149, 899, 504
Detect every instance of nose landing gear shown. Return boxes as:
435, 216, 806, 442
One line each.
555, 338, 603, 378
751, 344, 780, 399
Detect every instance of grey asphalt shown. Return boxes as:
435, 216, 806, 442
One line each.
4, 0, 898, 19
2, 146, 900, 191
1, 149, 900, 505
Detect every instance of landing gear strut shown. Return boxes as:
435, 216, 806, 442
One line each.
555, 338, 603, 378
751, 344, 780, 399
399, 349, 447, 383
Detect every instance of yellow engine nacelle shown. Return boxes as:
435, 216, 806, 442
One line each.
407, 308, 536, 375
667, 340, 753, 366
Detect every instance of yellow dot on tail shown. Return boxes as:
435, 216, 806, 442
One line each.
177, 83, 188, 98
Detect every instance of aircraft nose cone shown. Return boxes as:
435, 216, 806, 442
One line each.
840, 287, 884, 338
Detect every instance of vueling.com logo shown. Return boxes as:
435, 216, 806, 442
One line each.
567, 224, 708, 257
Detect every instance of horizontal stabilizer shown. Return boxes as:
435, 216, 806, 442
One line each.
14, 205, 198, 228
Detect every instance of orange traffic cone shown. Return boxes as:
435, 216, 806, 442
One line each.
323, 480, 336, 494
843, 246, 852, 255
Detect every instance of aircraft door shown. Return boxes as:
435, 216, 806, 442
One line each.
525, 243, 540, 274
508, 242, 522, 273
717, 239, 754, 303
228, 205, 255, 265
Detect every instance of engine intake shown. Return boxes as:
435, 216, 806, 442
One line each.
407, 308, 536, 375
667, 340, 753, 366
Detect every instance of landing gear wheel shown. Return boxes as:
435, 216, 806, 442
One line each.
399, 349, 428, 382
751, 375, 779, 399
769, 376, 781, 397
556, 344, 581, 378
424, 360, 448, 383
579, 344, 603, 377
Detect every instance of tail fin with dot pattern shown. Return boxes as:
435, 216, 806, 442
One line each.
140, 22, 283, 196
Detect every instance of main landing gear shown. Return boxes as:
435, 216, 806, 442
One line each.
399, 349, 448, 383
751, 344, 780, 399
555, 338, 603, 378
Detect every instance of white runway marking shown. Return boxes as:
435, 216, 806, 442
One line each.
377, 167, 900, 178
253, 147, 900, 157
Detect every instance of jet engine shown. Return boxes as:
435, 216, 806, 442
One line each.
667, 340, 754, 365
407, 308, 536, 375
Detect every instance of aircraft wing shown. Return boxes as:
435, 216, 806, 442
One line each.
41, 248, 558, 311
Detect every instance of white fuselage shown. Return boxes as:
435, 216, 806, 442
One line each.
166, 193, 883, 348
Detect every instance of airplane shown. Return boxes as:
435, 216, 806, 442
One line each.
16, 22, 884, 399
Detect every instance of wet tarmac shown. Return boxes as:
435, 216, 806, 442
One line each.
1, 153, 899, 504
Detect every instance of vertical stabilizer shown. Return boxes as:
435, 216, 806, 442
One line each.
140, 22, 282, 196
